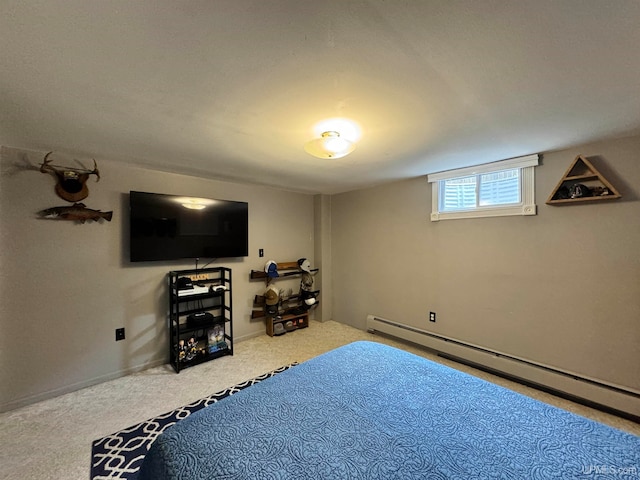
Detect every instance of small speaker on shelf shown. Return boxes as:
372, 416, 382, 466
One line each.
187, 312, 214, 327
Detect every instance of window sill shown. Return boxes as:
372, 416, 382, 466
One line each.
430, 204, 536, 221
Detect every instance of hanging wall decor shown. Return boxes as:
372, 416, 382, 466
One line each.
38, 203, 113, 223
546, 154, 621, 205
39, 151, 101, 202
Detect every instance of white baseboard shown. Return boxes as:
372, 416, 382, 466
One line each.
0, 358, 167, 413
1, 330, 267, 413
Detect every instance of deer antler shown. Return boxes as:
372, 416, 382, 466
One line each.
90, 159, 100, 182
39, 151, 55, 174
40, 152, 100, 181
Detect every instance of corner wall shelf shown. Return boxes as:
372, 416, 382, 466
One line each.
546, 155, 621, 205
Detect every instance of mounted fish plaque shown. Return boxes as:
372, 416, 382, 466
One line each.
38, 203, 113, 223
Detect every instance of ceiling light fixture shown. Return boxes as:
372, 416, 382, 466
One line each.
174, 197, 216, 210
304, 131, 356, 159
181, 203, 206, 210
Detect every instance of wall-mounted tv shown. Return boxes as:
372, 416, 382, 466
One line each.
129, 191, 248, 262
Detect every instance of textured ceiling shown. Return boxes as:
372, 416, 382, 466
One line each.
2, 1, 640, 194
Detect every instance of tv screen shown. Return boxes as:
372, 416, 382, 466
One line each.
129, 191, 248, 262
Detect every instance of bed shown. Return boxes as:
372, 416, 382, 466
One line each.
138, 341, 639, 479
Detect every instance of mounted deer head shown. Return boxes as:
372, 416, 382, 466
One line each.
40, 151, 101, 202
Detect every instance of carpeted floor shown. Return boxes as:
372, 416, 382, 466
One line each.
1, 320, 638, 480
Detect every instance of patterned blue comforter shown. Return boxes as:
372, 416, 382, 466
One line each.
138, 341, 639, 479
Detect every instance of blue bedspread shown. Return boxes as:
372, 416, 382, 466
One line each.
138, 341, 639, 479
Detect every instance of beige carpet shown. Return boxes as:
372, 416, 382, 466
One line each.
1, 320, 637, 480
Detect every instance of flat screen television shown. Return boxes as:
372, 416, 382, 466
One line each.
129, 191, 248, 262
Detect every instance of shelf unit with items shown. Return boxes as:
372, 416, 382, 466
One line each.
267, 311, 309, 337
546, 154, 621, 205
168, 267, 233, 373
251, 291, 312, 336
249, 261, 319, 281
250, 260, 319, 337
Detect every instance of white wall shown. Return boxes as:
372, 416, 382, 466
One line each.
0, 146, 315, 411
331, 134, 640, 396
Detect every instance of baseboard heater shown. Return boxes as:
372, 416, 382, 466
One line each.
366, 315, 640, 420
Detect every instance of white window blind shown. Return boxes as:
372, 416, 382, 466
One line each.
428, 155, 539, 221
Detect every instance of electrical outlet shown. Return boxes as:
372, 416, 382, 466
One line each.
429, 312, 436, 322
115, 328, 125, 341
259, 248, 264, 257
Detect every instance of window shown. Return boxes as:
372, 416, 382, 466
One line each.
427, 154, 539, 221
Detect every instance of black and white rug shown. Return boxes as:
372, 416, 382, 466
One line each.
90, 363, 297, 480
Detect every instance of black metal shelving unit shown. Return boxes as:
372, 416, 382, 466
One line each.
168, 267, 233, 373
